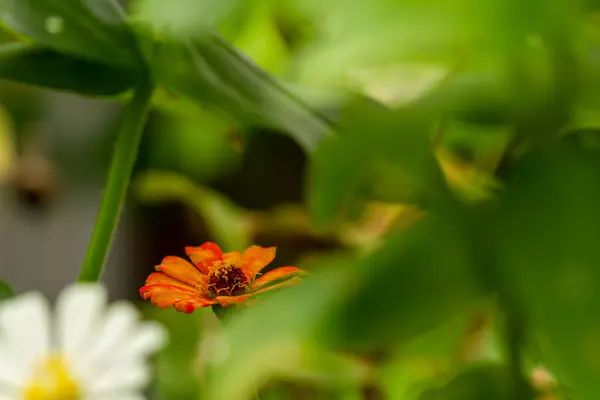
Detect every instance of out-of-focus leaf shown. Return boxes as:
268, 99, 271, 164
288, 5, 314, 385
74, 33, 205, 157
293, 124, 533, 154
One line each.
307, 100, 446, 228
232, 2, 289, 75
0, 44, 136, 96
133, 170, 251, 251
141, 305, 206, 399
382, 305, 504, 399
131, 0, 239, 37
435, 147, 502, 204
322, 206, 484, 351
0, 280, 14, 301
493, 136, 600, 399
289, 1, 462, 89
145, 111, 240, 182
417, 364, 524, 400
150, 33, 331, 152
0, 0, 140, 67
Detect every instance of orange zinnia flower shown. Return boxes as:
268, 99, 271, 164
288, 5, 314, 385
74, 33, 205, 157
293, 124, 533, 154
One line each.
139, 242, 306, 313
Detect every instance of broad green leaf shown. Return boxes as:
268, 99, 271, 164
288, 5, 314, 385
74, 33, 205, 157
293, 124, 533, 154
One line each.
0, 0, 140, 67
417, 364, 526, 400
493, 136, 600, 399
322, 206, 485, 351
0, 280, 14, 301
0, 44, 136, 96
307, 100, 447, 228
150, 33, 331, 152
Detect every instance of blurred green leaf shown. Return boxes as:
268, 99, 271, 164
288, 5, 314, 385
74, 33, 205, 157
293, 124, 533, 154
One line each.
0, 0, 140, 67
141, 305, 206, 399
417, 364, 525, 400
0, 44, 136, 96
382, 305, 504, 399
322, 207, 485, 351
307, 100, 446, 228
232, 2, 289, 75
145, 111, 240, 182
133, 170, 251, 251
493, 136, 600, 399
150, 33, 331, 152
289, 1, 462, 89
131, 0, 239, 37
0, 280, 14, 301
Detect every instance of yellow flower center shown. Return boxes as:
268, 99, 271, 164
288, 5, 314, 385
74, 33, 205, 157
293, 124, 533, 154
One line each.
24, 353, 80, 400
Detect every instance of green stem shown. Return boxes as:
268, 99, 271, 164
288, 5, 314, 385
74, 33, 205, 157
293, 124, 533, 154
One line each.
78, 79, 154, 282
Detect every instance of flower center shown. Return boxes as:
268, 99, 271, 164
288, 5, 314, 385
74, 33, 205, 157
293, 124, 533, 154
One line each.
207, 261, 249, 297
24, 353, 80, 400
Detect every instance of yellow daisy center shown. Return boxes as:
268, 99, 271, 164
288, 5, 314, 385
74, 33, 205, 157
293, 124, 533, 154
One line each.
24, 353, 80, 400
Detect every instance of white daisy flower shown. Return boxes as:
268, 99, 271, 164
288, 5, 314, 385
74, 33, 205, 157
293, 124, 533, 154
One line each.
0, 283, 168, 399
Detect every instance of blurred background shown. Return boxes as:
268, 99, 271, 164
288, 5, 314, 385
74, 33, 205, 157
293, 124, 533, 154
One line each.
2, 0, 600, 398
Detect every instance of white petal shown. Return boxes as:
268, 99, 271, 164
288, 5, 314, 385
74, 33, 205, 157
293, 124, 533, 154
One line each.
127, 321, 168, 359
56, 284, 107, 364
72, 301, 139, 384
87, 393, 145, 400
88, 363, 150, 393
84, 320, 166, 393
0, 292, 51, 385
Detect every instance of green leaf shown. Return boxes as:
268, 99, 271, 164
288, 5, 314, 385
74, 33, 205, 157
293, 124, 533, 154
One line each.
0, 44, 136, 96
382, 305, 504, 399
322, 206, 485, 351
0, 0, 140, 67
150, 33, 331, 152
0, 280, 14, 301
417, 364, 526, 400
232, 2, 290, 75
307, 100, 447, 228
141, 305, 206, 399
493, 136, 600, 399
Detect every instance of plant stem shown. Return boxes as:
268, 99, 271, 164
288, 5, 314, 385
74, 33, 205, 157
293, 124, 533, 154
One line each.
78, 79, 154, 282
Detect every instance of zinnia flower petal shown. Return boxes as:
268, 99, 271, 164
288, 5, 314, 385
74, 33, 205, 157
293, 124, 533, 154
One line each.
241, 245, 276, 276
250, 266, 307, 291
156, 256, 207, 287
222, 251, 241, 266
142, 272, 194, 290
139, 283, 201, 310
173, 298, 216, 314
185, 242, 223, 274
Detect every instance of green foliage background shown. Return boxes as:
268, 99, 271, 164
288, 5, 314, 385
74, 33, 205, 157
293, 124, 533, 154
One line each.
1, 0, 599, 399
